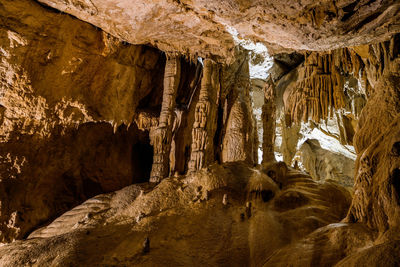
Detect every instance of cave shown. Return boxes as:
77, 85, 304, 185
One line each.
0, 0, 400, 266
131, 141, 153, 183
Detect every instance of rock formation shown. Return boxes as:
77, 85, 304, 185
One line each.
36, 0, 400, 55
262, 77, 276, 163
0, 163, 351, 266
149, 56, 181, 182
0, 0, 165, 242
222, 55, 258, 164
298, 139, 355, 187
347, 36, 400, 232
188, 59, 219, 171
0, 0, 400, 266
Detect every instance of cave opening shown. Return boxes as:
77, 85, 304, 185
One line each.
131, 140, 154, 183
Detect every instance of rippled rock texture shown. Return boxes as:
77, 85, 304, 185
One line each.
0, 163, 351, 266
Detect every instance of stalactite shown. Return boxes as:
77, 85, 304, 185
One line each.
262, 77, 276, 163
284, 48, 365, 125
188, 59, 219, 171
149, 56, 181, 183
135, 112, 159, 131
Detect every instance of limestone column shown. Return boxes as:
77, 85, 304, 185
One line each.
149, 56, 181, 182
188, 59, 218, 171
262, 78, 276, 163
221, 58, 257, 165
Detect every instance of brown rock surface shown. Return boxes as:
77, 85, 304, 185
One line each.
1, 0, 400, 265
261, 33, 400, 267
0, 0, 165, 242
36, 0, 400, 58
0, 163, 351, 266
346, 35, 400, 232
298, 139, 354, 187
0, 0, 262, 242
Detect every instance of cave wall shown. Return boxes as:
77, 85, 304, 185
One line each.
348, 36, 400, 233
0, 0, 259, 243
262, 35, 400, 266
0, 0, 166, 242
2, 2, 399, 267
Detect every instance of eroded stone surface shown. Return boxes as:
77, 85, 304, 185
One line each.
1, 0, 400, 265
0, 0, 261, 242
0, 0, 165, 242
0, 163, 351, 266
37, 0, 400, 58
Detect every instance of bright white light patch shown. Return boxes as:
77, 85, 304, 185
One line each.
297, 123, 356, 160
225, 25, 273, 79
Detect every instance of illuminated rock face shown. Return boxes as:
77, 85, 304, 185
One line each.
0, 163, 352, 266
36, 0, 400, 56
1, 0, 400, 266
0, 0, 165, 242
0, 0, 257, 242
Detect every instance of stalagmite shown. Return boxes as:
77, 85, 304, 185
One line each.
188, 59, 219, 171
221, 56, 257, 165
169, 109, 183, 176
222, 194, 228, 206
262, 77, 276, 163
149, 56, 181, 183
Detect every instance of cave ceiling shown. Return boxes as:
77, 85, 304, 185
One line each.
37, 0, 400, 59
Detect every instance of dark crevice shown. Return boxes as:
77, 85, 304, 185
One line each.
176, 59, 202, 110
131, 139, 153, 183
341, 11, 356, 22
341, 2, 358, 22
353, 12, 381, 31
267, 170, 276, 180
81, 170, 103, 199
137, 54, 166, 112
365, 0, 376, 6
392, 142, 400, 156
342, 2, 358, 13
391, 169, 400, 205
261, 190, 275, 202
213, 102, 225, 164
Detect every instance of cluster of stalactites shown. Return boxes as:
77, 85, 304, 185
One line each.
285, 48, 365, 125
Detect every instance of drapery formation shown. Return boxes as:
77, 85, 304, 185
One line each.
284, 49, 367, 125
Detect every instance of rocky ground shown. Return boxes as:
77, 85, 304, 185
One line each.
0, 162, 354, 266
